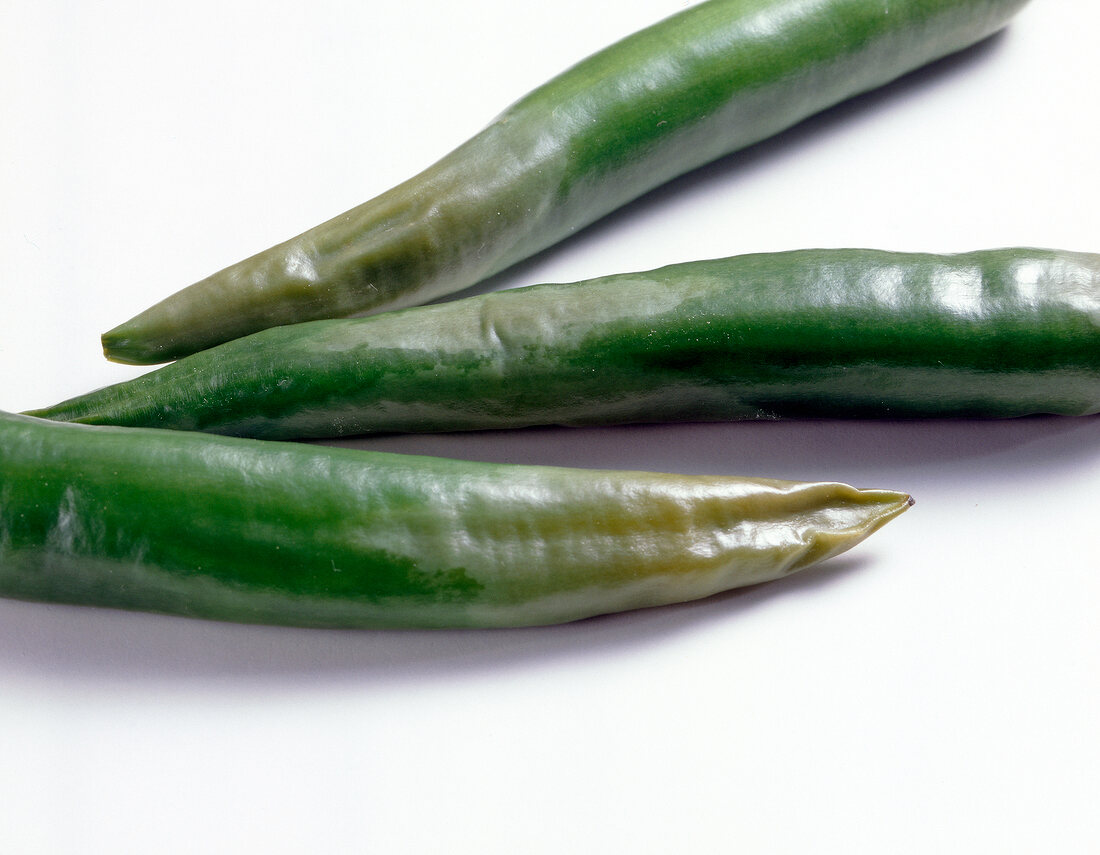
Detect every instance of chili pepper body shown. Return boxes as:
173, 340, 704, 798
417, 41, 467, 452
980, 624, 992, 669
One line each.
101, 0, 1032, 364
37, 248, 1100, 438
0, 412, 909, 628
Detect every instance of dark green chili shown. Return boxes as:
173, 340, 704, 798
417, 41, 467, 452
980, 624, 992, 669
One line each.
35, 248, 1100, 438
0, 411, 910, 628
100, 0, 1031, 364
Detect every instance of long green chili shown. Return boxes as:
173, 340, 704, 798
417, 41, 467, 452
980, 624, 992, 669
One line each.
36, 248, 1100, 439
101, 0, 1032, 365
0, 411, 910, 628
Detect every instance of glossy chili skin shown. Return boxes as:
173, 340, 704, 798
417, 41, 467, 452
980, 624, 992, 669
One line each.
101, 0, 1032, 364
0, 412, 909, 628
37, 248, 1100, 439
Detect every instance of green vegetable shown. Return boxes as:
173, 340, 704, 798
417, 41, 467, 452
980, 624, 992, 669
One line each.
37, 248, 1100, 438
0, 411, 909, 628
101, 0, 1032, 365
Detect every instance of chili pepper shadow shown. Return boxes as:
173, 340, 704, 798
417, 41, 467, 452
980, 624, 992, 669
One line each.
452, 27, 1014, 300
335, 413, 1100, 488
0, 551, 871, 688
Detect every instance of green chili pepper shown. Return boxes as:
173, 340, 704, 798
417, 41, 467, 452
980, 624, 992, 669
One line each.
100, 0, 1032, 365
0, 411, 909, 628
36, 248, 1100, 438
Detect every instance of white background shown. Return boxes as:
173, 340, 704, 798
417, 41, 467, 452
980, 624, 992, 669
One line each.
1, 1, 1098, 852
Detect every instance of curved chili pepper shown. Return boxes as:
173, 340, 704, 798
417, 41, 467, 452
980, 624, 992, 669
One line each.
0, 411, 910, 628
36, 248, 1100, 438
100, 0, 1032, 364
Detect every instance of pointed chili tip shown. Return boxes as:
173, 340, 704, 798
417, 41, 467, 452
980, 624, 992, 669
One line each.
101, 322, 165, 366
101, 323, 134, 363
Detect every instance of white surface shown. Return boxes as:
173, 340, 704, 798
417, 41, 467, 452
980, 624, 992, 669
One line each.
1, 1, 1098, 852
